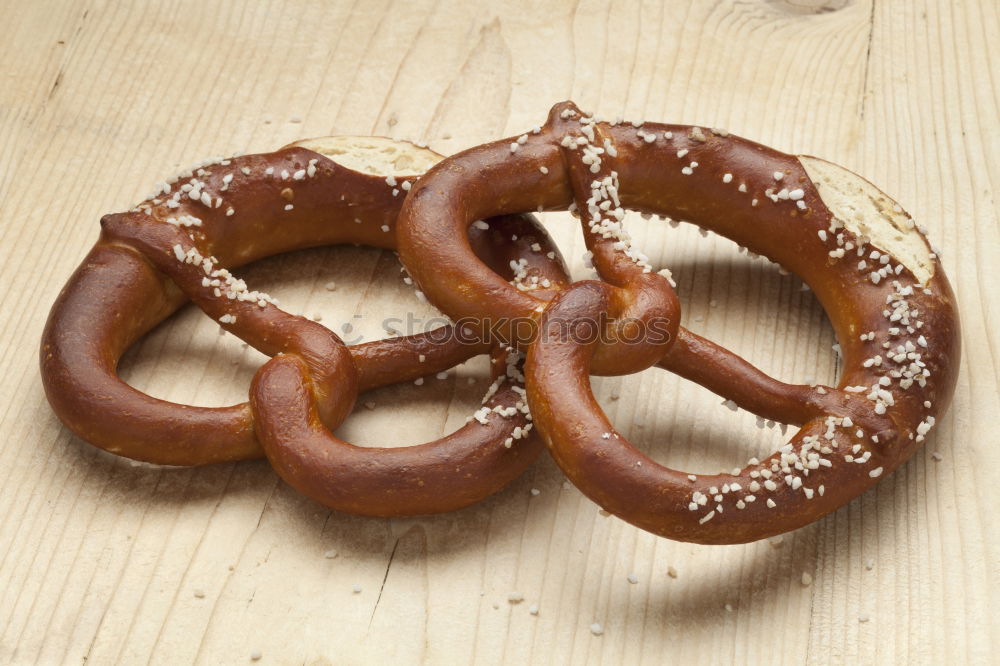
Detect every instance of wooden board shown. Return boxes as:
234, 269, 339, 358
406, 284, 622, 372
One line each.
1, 0, 997, 663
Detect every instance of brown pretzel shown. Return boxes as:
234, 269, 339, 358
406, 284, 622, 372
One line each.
396, 101, 960, 543
40, 137, 569, 515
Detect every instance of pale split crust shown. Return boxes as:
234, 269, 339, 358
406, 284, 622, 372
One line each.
289, 136, 441, 176
799, 155, 935, 285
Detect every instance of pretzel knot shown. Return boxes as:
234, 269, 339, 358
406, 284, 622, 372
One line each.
397, 101, 960, 543
40, 138, 570, 516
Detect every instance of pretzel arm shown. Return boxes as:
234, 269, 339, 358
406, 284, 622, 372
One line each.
659, 327, 895, 435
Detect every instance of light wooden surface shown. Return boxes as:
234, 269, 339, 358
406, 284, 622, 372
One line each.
1, 0, 997, 663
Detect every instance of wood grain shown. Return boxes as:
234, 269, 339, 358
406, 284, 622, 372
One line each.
1, 0, 997, 663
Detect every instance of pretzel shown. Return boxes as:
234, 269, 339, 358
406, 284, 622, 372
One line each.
396, 101, 959, 543
40, 137, 569, 515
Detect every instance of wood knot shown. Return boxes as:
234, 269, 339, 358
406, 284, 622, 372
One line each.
766, 0, 851, 15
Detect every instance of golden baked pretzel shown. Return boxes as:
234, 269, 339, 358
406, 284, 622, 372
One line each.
396, 101, 960, 543
40, 137, 569, 515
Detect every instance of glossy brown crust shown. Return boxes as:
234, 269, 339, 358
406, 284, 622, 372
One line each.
250, 351, 536, 516
398, 114, 680, 377
396, 101, 960, 543
40, 140, 570, 515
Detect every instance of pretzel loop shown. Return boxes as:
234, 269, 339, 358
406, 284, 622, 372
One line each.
100, 212, 360, 431
527, 282, 899, 544
249, 346, 537, 516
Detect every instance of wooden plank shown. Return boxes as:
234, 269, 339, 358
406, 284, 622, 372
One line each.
0, 0, 996, 663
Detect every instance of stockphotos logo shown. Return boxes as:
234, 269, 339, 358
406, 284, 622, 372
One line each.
334, 311, 672, 347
